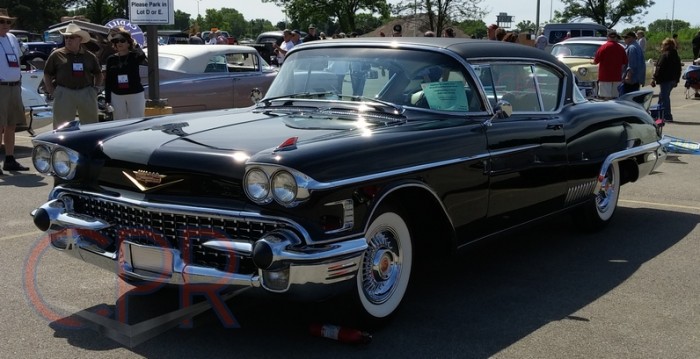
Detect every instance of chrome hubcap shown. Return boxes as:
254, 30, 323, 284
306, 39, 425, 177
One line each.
597, 168, 616, 212
362, 229, 401, 304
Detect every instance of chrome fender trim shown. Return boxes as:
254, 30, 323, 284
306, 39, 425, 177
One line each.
594, 137, 671, 193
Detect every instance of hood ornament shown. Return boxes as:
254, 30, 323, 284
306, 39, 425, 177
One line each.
122, 170, 183, 192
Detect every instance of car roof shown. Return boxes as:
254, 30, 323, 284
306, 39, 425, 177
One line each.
155, 44, 262, 72
295, 37, 570, 73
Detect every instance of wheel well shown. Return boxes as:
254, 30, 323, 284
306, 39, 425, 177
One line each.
374, 186, 456, 263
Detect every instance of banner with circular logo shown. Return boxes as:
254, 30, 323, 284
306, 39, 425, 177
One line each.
105, 18, 145, 47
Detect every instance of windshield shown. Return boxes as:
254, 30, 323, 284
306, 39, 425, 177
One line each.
265, 47, 485, 113
551, 43, 601, 58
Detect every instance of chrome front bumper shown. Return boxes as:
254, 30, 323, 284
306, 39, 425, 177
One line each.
31, 191, 367, 298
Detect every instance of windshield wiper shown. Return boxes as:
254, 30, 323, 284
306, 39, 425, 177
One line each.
260, 91, 338, 106
338, 95, 404, 114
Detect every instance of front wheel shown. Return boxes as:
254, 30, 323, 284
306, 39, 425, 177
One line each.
573, 162, 620, 231
354, 209, 413, 321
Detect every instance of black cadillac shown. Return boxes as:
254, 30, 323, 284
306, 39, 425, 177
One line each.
30, 38, 669, 322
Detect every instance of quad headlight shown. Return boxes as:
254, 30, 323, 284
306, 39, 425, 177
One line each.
31, 142, 80, 179
244, 168, 271, 203
32, 145, 51, 173
244, 166, 312, 207
271, 170, 298, 205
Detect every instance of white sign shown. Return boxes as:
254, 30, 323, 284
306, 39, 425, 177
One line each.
129, 0, 174, 25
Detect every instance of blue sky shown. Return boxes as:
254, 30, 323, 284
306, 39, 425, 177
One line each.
174, 0, 699, 30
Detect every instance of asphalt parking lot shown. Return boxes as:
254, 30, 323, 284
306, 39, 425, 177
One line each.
0, 85, 699, 358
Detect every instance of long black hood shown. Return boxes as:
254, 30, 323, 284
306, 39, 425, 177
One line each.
96, 108, 368, 179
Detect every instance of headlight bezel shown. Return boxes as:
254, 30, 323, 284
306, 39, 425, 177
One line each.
271, 170, 298, 205
244, 168, 272, 204
32, 144, 52, 173
244, 165, 313, 207
31, 141, 81, 180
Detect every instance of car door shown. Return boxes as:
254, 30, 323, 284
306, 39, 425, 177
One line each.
229, 51, 271, 108
476, 62, 570, 229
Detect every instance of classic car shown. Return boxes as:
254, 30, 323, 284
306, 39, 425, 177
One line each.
551, 37, 655, 98
30, 38, 669, 323
142, 44, 277, 113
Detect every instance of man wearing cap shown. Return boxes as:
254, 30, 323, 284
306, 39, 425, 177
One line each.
622, 31, 645, 93
43, 23, 102, 128
303, 25, 320, 42
392, 24, 402, 37
0, 8, 29, 173
292, 29, 303, 45
592, 31, 628, 100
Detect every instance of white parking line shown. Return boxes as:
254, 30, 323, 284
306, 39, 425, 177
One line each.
0, 230, 42, 241
621, 199, 700, 211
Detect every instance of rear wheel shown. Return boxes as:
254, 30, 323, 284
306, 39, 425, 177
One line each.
573, 162, 620, 231
354, 209, 413, 321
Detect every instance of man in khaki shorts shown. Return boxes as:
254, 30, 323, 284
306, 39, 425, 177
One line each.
43, 23, 102, 129
0, 8, 29, 174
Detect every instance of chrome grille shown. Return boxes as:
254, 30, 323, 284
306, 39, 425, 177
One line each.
69, 194, 286, 273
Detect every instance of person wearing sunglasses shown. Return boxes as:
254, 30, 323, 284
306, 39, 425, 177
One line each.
103, 30, 146, 120
0, 8, 29, 173
43, 23, 102, 128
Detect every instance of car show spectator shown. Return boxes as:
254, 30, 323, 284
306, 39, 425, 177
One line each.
692, 30, 700, 61
650, 38, 683, 122
443, 27, 455, 38
0, 8, 29, 173
392, 24, 402, 37
535, 31, 547, 50
622, 31, 645, 93
303, 24, 320, 42
636, 30, 647, 52
104, 30, 146, 120
188, 32, 204, 44
592, 31, 628, 100
43, 23, 102, 128
272, 29, 294, 65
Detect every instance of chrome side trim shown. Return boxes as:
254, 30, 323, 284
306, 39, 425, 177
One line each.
324, 199, 355, 234
594, 138, 670, 194
565, 179, 597, 203
249, 152, 490, 192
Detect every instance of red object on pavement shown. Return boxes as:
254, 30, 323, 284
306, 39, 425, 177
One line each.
309, 323, 372, 344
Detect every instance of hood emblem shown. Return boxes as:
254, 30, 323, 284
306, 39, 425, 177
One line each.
122, 170, 183, 192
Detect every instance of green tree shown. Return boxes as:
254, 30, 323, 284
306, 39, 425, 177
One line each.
515, 20, 537, 34
647, 19, 690, 35
458, 19, 486, 38
553, 0, 654, 28
0, 0, 70, 32
263, 0, 390, 34
392, 0, 486, 37
353, 13, 384, 35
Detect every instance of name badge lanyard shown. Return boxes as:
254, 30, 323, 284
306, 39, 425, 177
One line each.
0, 37, 20, 68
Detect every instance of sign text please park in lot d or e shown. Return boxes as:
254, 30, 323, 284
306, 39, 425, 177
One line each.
129, 0, 174, 25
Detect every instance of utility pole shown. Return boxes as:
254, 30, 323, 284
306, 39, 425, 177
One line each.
536, 0, 541, 33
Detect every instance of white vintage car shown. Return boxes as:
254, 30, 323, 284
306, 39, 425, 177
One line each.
20, 65, 52, 134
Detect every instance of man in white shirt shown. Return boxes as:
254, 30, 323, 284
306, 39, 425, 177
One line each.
0, 8, 29, 173
273, 29, 294, 66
